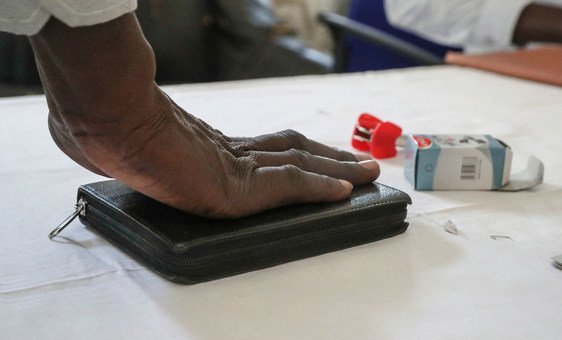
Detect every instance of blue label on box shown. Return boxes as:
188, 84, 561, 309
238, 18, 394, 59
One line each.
485, 135, 506, 189
415, 139, 441, 190
404, 134, 509, 190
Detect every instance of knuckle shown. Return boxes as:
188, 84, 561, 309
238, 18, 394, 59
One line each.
280, 164, 304, 184
238, 151, 260, 168
230, 141, 252, 156
286, 148, 312, 170
280, 129, 307, 149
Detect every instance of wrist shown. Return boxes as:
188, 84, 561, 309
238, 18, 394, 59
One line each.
61, 85, 175, 170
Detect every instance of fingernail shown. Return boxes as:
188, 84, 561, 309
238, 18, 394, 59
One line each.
338, 179, 353, 191
359, 160, 380, 171
355, 153, 373, 161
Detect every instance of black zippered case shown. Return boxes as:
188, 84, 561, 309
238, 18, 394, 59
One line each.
77, 180, 412, 284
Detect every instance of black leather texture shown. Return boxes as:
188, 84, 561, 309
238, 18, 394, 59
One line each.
78, 180, 411, 284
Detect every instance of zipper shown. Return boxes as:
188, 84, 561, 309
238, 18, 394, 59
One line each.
48, 198, 87, 239
50, 196, 407, 274
86, 202, 406, 269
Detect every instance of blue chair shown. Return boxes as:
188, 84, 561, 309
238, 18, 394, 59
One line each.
319, 0, 460, 72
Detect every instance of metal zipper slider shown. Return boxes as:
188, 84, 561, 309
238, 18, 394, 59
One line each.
48, 198, 87, 239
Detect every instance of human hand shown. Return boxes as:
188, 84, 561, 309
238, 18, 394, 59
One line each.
31, 13, 379, 218
50, 89, 379, 218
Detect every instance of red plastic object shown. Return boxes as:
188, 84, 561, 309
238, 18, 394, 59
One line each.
370, 121, 402, 158
358, 113, 382, 129
351, 113, 402, 159
351, 113, 380, 151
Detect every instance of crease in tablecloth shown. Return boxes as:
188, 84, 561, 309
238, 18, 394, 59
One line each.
0, 267, 144, 295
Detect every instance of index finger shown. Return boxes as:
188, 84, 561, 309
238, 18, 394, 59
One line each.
230, 130, 362, 162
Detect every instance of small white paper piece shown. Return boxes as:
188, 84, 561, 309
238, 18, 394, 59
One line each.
490, 235, 513, 240
443, 220, 458, 235
499, 156, 544, 191
551, 254, 562, 270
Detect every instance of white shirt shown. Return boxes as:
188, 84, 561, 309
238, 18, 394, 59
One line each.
384, 0, 562, 53
0, 0, 137, 35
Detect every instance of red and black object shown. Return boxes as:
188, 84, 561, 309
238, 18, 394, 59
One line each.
351, 113, 403, 159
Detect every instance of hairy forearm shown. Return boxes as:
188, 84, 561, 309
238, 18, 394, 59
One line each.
513, 3, 562, 46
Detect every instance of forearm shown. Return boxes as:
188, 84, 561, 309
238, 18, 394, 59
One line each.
30, 13, 156, 119
30, 13, 165, 176
513, 3, 562, 45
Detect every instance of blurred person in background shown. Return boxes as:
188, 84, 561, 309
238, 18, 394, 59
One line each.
384, 0, 562, 53
346, 0, 562, 71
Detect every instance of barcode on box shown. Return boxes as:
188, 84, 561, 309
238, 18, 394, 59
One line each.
461, 157, 478, 180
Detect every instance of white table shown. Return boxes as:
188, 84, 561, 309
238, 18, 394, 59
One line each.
2, 66, 561, 339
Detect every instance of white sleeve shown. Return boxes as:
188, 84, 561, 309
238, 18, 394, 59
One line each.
384, 0, 532, 53
0, 0, 137, 36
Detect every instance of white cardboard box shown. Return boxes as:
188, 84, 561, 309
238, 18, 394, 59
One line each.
404, 134, 512, 190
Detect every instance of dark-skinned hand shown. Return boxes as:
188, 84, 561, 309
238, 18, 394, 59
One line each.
30, 13, 380, 218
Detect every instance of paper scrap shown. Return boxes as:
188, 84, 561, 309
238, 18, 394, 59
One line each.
490, 235, 513, 241
551, 254, 562, 270
443, 220, 458, 235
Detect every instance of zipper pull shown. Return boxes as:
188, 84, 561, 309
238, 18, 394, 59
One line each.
49, 198, 87, 239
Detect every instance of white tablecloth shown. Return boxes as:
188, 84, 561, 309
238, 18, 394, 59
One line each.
1, 66, 561, 339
